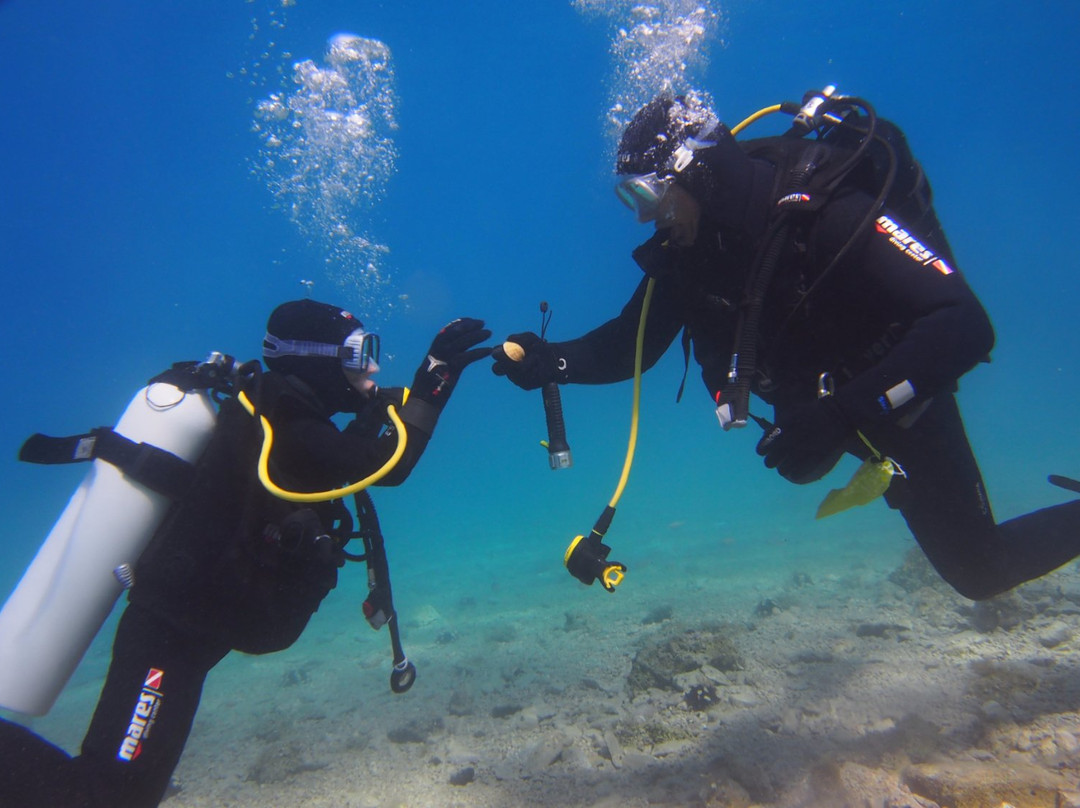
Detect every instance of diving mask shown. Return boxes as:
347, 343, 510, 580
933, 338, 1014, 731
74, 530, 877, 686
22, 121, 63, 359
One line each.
263, 327, 381, 374
615, 172, 675, 223
342, 328, 381, 373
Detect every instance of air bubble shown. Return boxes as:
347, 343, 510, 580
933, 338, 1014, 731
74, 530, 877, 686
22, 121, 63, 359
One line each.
573, 0, 721, 153
250, 32, 398, 314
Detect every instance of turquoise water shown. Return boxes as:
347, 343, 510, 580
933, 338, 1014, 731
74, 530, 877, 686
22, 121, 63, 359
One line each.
2, 1, 1079, 804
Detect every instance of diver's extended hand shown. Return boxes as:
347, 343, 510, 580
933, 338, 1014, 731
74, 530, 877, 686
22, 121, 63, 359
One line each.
411, 318, 492, 408
756, 398, 852, 484
491, 332, 567, 391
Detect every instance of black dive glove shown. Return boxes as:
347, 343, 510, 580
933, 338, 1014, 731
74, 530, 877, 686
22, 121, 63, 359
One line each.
410, 318, 492, 409
490, 331, 567, 391
756, 398, 853, 485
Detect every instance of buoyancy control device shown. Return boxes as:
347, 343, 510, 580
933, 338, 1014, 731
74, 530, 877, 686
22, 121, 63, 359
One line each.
713, 85, 948, 430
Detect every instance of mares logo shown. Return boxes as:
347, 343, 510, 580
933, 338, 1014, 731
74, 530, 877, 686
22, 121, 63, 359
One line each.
117, 668, 165, 763
776, 192, 812, 208
875, 215, 954, 275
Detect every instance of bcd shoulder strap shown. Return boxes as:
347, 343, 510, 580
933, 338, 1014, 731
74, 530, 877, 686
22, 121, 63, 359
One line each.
19, 427, 196, 500
15, 358, 248, 500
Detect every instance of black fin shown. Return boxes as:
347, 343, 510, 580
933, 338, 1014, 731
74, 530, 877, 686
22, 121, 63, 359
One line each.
1048, 475, 1080, 494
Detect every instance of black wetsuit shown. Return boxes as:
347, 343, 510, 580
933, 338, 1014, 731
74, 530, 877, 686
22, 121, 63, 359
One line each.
553, 185, 1080, 601
0, 371, 431, 808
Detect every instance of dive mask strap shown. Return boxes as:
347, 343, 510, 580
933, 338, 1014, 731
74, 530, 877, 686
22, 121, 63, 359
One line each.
263, 330, 380, 373
667, 113, 721, 174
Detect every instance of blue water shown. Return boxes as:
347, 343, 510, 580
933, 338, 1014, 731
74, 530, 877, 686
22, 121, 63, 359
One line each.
2, 0, 1079, 803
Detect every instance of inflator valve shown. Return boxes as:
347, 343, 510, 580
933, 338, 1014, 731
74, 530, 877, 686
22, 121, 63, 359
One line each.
505, 301, 572, 470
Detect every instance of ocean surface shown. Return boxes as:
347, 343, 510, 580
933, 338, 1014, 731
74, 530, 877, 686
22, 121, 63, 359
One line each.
2, 1, 1079, 805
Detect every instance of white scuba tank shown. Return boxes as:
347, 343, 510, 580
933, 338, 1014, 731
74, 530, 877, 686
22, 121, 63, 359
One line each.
0, 382, 217, 715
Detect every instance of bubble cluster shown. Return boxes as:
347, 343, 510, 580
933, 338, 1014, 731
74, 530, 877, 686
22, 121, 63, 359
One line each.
573, 0, 722, 152
252, 33, 398, 311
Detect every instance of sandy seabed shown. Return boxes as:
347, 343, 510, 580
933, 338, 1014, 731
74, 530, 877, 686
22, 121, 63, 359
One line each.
22, 538, 1080, 808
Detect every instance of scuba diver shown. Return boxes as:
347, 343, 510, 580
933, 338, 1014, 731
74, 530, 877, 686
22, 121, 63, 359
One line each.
491, 88, 1080, 600
0, 298, 490, 808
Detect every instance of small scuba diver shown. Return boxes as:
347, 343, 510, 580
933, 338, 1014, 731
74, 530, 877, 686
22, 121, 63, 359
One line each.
491, 86, 1080, 599
0, 298, 490, 808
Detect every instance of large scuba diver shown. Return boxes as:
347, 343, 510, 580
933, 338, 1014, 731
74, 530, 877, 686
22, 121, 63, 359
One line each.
0, 299, 490, 807
492, 86, 1080, 598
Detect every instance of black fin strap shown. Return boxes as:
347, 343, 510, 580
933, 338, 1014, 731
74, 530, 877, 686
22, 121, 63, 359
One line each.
19, 432, 99, 465
18, 428, 195, 499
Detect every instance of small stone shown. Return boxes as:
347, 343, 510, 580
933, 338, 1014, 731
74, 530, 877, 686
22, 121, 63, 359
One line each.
979, 700, 1011, 722
386, 717, 443, 744
854, 622, 910, 639
449, 766, 475, 786
519, 707, 540, 730
621, 751, 658, 770
602, 729, 624, 768
491, 758, 518, 781
560, 745, 590, 769
1056, 729, 1080, 755
410, 604, 443, 628
447, 689, 475, 717
902, 759, 1068, 808
652, 739, 693, 757
1058, 790, 1080, 808
523, 739, 565, 773
728, 690, 760, 709
1038, 620, 1071, 648
865, 717, 897, 735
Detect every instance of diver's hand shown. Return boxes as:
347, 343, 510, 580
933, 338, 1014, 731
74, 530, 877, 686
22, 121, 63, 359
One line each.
756, 398, 852, 484
410, 318, 492, 409
491, 332, 566, 391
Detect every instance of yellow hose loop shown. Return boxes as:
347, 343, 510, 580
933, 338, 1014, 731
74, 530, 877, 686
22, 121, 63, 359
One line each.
237, 389, 408, 503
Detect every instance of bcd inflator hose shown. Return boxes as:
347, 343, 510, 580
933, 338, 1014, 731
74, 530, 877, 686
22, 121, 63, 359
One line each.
503, 341, 572, 470
541, 382, 572, 470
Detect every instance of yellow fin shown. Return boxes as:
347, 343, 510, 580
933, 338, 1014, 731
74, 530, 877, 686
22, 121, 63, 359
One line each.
816, 457, 899, 519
